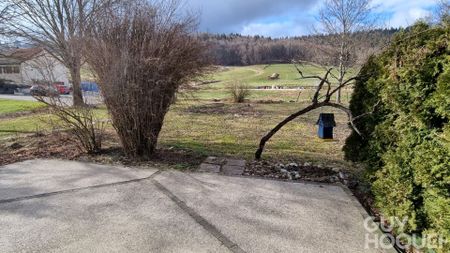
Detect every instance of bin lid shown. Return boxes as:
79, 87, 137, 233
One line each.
316, 113, 336, 127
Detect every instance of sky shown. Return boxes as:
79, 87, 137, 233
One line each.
183, 0, 440, 37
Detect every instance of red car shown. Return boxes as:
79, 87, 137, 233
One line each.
54, 84, 71, 95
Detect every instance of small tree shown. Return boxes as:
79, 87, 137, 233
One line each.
255, 0, 379, 159
318, 0, 376, 103
85, 0, 209, 158
254, 61, 379, 159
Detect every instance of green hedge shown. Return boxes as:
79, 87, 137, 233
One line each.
344, 21, 450, 252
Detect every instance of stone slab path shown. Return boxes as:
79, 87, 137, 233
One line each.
199, 156, 246, 176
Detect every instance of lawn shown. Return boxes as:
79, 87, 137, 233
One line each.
0, 99, 46, 115
0, 108, 109, 138
159, 101, 351, 165
0, 114, 53, 137
0, 64, 355, 166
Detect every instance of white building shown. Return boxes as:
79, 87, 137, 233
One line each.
0, 48, 70, 86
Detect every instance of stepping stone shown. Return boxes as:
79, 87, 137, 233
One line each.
224, 159, 246, 167
198, 163, 221, 173
203, 156, 218, 164
203, 156, 225, 165
221, 165, 244, 176
198, 157, 246, 176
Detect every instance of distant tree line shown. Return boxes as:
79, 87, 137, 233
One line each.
200, 29, 399, 66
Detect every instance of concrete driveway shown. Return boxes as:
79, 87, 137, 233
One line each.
0, 160, 392, 253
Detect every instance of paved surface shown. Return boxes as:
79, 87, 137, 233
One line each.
0, 159, 389, 253
0, 94, 41, 101
0, 94, 101, 105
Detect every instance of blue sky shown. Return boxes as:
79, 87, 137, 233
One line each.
183, 0, 440, 37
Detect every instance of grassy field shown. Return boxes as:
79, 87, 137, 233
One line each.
193, 64, 353, 103
0, 99, 46, 115
1, 64, 355, 166
203, 64, 320, 88
202, 64, 354, 89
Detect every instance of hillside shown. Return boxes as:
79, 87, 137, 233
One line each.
201, 29, 399, 66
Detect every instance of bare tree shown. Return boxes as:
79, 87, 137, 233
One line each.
255, 0, 378, 159
85, 0, 210, 158
0, 3, 8, 37
318, 0, 375, 103
255, 61, 378, 159
2, 0, 114, 106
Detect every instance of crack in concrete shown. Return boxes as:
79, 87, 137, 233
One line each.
0, 170, 162, 205
151, 177, 247, 253
1, 167, 246, 252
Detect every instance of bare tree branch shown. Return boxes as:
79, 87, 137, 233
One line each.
2, 0, 117, 106
34, 95, 106, 153
317, 0, 377, 103
255, 63, 377, 159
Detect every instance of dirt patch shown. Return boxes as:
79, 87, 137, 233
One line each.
0, 132, 82, 166
244, 160, 381, 221
80, 146, 206, 170
244, 160, 339, 183
186, 103, 262, 117
0, 130, 205, 170
254, 100, 285, 104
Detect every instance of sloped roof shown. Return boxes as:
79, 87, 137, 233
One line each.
0, 58, 22, 65
9, 47, 43, 61
0, 47, 44, 65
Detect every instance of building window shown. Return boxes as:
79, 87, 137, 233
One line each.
3, 67, 12, 74
0, 66, 20, 74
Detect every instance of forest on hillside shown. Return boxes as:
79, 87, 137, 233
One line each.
200, 29, 399, 66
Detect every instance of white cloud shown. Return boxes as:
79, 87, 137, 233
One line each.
372, 0, 437, 28
184, 0, 318, 33
182, 0, 440, 36
389, 8, 432, 27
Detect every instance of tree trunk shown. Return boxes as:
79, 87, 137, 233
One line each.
114, 113, 165, 158
336, 85, 342, 103
70, 61, 84, 107
337, 35, 346, 104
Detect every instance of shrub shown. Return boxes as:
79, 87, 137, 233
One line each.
36, 97, 105, 154
85, 1, 209, 158
344, 21, 450, 252
229, 82, 251, 103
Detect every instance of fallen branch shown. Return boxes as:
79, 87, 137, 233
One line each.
255, 102, 322, 159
